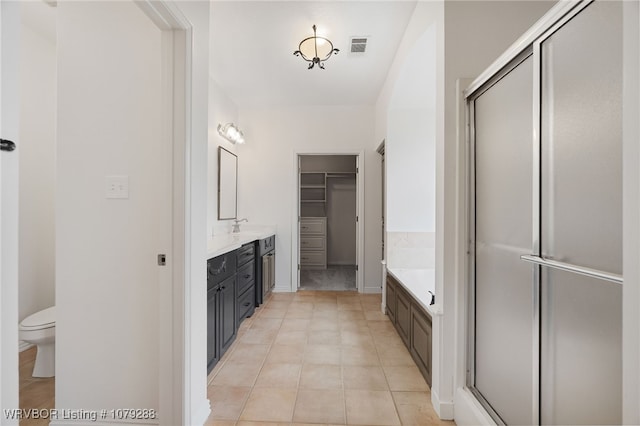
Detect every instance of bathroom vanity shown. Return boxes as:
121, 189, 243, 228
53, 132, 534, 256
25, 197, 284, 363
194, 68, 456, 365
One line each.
206, 230, 275, 373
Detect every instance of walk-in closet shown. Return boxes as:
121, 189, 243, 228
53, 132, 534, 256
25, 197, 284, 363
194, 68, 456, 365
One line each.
298, 155, 358, 291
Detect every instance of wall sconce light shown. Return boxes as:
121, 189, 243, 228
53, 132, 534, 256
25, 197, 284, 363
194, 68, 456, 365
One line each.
217, 123, 245, 144
293, 25, 339, 70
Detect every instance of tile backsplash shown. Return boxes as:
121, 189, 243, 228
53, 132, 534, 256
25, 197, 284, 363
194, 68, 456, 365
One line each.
386, 232, 435, 269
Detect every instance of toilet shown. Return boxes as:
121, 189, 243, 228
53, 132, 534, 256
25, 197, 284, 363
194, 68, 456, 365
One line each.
19, 306, 55, 378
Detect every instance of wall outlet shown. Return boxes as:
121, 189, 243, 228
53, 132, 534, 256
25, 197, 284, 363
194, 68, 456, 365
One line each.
105, 175, 129, 199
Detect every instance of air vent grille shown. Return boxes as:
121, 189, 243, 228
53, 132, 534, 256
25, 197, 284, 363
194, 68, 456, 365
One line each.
350, 37, 368, 54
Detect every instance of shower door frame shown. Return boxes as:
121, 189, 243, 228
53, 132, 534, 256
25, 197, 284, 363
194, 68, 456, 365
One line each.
464, 0, 622, 424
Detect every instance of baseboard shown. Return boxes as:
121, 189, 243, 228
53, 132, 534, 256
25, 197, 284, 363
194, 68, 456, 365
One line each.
431, 388, 455, 420
273, 286, 293, 293
362, 286, 382, 294
453, 387, 496, 426
191, 399, 211, 426
19, 341, 34, 352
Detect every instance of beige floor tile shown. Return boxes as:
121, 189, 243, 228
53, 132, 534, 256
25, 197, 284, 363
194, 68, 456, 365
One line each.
339, 310, 366, 321
309, 318, 340, 330
293, 389, 346, 424
368, 320, 396, 333
280, 318, 311, 331
338, 302, 363, 311
341, 346, 380, 366
226, 343, 270, 364
345, 390, 400, 425
392, 391, 453, 425
372, 331, 405, 348
269, 293, 294, 301
212, 360, 263, 387
314, 302, 339, 311
289, 302, 314, 311
267, 301, 292, 310
342, 365, 389, 390
364, 311, 388, 321
207, 385, 251, 420
275, 330, 308, 345
266, 344, 305, 364
250, 318, 283, 330
237, 422, 290, 426
378, 348, 416, 367
239, 388, 297, 422
341, 330, 374, 347
259, 308, 287, 319
285, 309, 314, 319
240, 328, 279, 345
312, 309, 340, 319
383, 366, 429, 391
204, 419, 236, 426
255, 363, 301, 388
309, 330, 342, 345
299, 364, 342, 389
305, 344, 342, 365
339, 319, 370, 332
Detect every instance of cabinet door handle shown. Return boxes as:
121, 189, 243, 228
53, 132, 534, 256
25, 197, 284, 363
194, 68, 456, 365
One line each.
243, 302, 251, 307
221, 286, 226, 290
244, 274, 251, 279
301, 226, 308, 230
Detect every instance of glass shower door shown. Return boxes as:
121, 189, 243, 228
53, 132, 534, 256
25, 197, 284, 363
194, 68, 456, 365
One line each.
538, 1, 623, 424
472, 54, 535, 425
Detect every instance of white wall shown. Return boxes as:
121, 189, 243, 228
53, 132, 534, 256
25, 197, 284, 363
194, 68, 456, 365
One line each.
236, 106, 381, 291
55, 0, 164, 415
208, 78, 239, 236
18, 3, 56, 324
439, 0, 556, 421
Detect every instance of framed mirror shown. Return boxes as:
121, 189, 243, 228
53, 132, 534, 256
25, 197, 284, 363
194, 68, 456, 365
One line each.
218, 147, 238, 220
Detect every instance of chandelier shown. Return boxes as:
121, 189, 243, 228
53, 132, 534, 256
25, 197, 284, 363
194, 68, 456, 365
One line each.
293, 25, 339, 70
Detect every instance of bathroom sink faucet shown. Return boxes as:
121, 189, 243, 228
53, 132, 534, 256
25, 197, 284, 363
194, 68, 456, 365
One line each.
232, 218, 248, 233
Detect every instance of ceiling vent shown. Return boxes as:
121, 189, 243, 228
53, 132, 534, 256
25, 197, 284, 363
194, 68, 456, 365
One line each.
349, 37, 368, 55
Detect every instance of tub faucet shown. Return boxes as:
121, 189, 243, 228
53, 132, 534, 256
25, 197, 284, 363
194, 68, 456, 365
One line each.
232, 218, 248, 233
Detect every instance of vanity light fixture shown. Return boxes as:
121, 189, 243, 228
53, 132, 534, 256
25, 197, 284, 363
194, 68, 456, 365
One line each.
217, 123, 245, 144
293, 25, 339, 70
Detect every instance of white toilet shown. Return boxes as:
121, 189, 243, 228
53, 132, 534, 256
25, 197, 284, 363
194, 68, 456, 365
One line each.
19, 306, 55, 378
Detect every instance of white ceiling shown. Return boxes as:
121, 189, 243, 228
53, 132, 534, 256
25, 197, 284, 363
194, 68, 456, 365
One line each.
210, 1, 417, 108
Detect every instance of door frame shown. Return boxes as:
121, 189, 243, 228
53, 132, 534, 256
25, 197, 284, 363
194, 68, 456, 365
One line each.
135, 2, 195, 424
291, 151, 365, 293
0, 2, 197, 424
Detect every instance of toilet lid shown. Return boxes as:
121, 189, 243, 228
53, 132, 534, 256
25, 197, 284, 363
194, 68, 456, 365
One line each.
21, 306, 55, 329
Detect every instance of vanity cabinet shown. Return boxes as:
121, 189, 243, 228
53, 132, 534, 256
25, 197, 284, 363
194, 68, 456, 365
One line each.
236, 242, 256, 323
207, 251, 237, 374
385, 274, 432, 386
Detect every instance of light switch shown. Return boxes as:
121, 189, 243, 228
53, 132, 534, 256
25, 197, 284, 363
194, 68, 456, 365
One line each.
105, 175, 129, 199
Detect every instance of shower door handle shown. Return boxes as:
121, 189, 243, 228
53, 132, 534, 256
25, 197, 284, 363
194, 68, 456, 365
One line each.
520, 255, 622, 284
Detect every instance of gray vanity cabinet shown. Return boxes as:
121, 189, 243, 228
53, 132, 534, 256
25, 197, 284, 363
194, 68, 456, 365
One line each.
386, 273, 432, 386
207, 250, 237, 373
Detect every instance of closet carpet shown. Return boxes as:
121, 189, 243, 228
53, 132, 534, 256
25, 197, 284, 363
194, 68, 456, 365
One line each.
300, 266, 356, 291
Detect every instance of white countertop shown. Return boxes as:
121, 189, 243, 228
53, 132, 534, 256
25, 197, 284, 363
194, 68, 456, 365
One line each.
386, 267, 438, 317
207, 227, 276, 258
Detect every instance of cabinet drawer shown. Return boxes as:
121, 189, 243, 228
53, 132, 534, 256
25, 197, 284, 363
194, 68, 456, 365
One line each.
237, 261, 255, 295
300, 251, 326, 266
300, 236, 325, 250
238, 284, 255, 322
208, 251, 237, 288
237, 243, 255, 267
300, 218, 326, 235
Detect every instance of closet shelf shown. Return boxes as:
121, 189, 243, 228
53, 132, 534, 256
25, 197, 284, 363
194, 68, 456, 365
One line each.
301, 185, 325, 189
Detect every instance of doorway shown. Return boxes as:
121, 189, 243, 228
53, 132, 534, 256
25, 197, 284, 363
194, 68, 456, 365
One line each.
297, 154, 359, 291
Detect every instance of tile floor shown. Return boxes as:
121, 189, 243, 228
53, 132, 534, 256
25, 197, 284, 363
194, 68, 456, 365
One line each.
19, 346, 55, 426
205, 291, 455, 426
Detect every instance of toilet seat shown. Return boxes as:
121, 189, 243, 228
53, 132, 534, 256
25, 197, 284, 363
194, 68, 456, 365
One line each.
20, 306, 55, 330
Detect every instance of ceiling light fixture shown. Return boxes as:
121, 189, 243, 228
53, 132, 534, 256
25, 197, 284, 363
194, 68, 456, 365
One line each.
293, 25, 339, 70
217, 123, 245, 144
